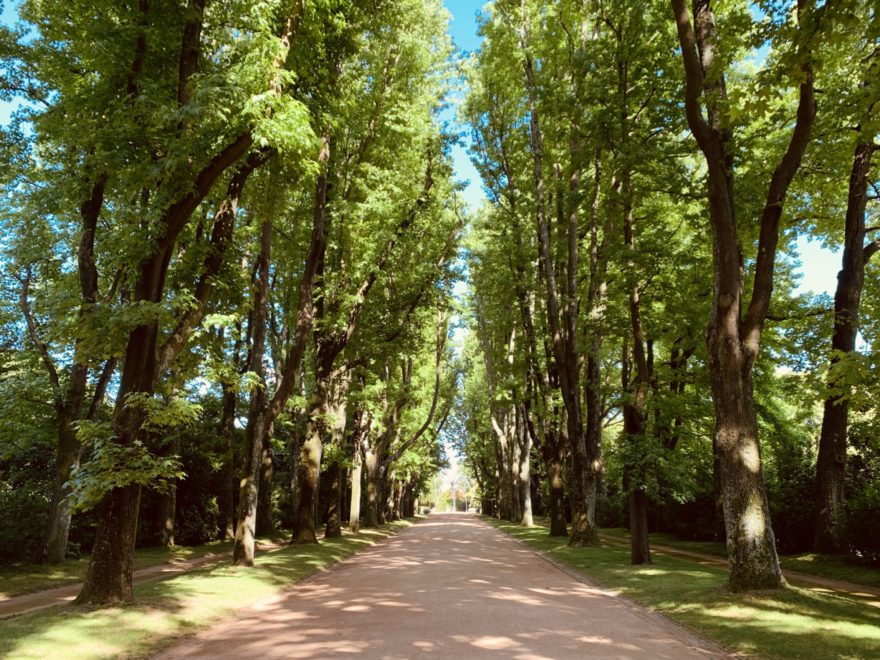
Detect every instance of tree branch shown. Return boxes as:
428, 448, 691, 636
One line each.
156, 150, 271, 375
87, 358, 117, 420
669, 0, 713, 149
333, 154, 436, 356
743, 3, 818, 360
386, 313, 447, 465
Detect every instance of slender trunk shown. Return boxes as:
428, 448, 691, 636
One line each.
256, 445, 274, 535
233, 213, 273, 566
519, 409, 533, 527
218, 379, 237, 539
548, 460, 567, 536
349, 456, 363, 532
324, 461, 342, 538
76, 252, 169, 605
159, 483, 177, 548
622, 171, 652, 565
815, 142, 875, 553
37, 176, 107, 565
289, 406, 303, 525
377, 464, 387, 524
40, 411, 82, 563
324, 374, 350, 538
365, 449, 380, 527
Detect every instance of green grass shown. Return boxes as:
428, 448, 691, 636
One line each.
600, 527, 880, 590
0, 532, 290, 599
0, 521, 413, 659
487, 518, 880, 660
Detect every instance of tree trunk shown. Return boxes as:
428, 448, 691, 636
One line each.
75, 485, 141, 604
628, 489, 652, 565
291, 376, 328, 544
324, 461, 343, 538
157, 433, 182, 548
256, 445, 274, 535
39, 411, 82, 563
159, 487, 176, 548
35, 177, 107, 565
324, 374, 349, 538
349, 458, 363, 532
377, 465, 387, 524
622, 172, 652, 565
671, 0, 815, 590
518, 406, 533, 526
76, 248, 171, 604
233, 213, 273, 566
364, 448, 380, 527
218, 380, 237, 540
815, 142, 875, 553
546, 449, 568, 537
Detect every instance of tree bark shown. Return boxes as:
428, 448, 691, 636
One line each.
518, 404, 533, 526
233, 213, 273, 566
622, 172, 652, 565
324, 374, 350, 539
364, 447, 381, 527
671, 0, 817, 590
218, 377, 237, 540
349, 453, 363, 532
291, 360, 331, 544
256, 444, 274, 535
35, 174, 107, 564
815, 141, 876, 553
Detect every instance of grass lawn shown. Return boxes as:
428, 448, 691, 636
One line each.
0, 521, 413, 659
487, 518, 880, 660
600, 527, 880, 589
0, 532, 290, 599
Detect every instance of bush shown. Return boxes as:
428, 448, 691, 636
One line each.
843, 486, 880, 564
0, 487, 48, 563
843, 421, 880, 564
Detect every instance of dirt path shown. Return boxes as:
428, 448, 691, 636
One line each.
599, 533, 880, 608
157, 513, 725, 659
0, 540, 284, 620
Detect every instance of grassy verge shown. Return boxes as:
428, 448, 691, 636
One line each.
600, 527, 880, 589
0, 532, 290, 599
0, 521, 414, 659
486, 518, 880, 660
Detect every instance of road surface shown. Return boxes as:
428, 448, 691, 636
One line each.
158, 513, 723, 659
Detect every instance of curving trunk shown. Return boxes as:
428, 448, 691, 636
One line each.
671, 0, 816, 590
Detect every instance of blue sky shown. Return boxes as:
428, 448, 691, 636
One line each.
442, 0, 487, 210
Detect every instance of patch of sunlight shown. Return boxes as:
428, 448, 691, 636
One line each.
703, 604, 880, 641
634, 569, 670, 576
742, 495, 766, 540
459, 635, 520, 651
576, 635, 641, 652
